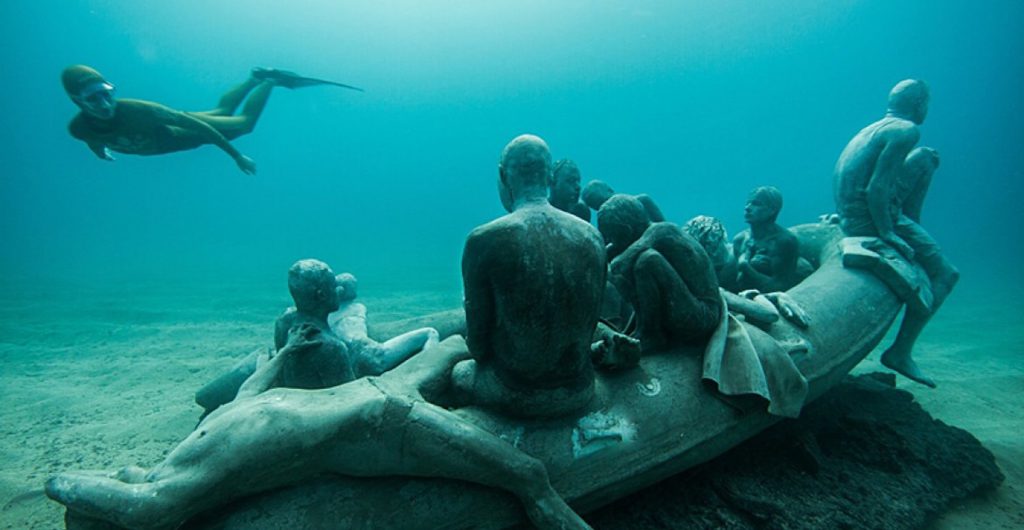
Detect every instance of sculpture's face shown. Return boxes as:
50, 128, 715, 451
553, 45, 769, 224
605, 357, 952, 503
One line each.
744, 196, 775, 224
551, 171, 581, 205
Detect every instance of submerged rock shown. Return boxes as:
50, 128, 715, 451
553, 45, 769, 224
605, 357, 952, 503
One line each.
588, 373, 1004, 530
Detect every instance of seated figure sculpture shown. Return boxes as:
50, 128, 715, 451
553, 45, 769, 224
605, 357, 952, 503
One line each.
581, 179, 666, 223
327, 272, 440, 376
685, 215, 810, 329
549, 159, 592, 222
834, 80, 959, 387
270, 259, 355, 389
45, 335, 592, 530
733, 186, 811, 293
598, 195, 723, 353
452, 134, 607, 417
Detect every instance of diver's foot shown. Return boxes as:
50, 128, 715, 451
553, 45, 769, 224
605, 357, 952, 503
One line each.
251, 67, 304, 89
881, 348, 936, 388
525, 493, 592, 530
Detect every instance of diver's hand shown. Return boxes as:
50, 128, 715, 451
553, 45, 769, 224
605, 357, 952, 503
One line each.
102, 147, 116, 161
236, 155, 257, 175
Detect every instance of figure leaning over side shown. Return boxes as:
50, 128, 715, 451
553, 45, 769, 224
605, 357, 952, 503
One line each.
61, 64, 361, 174
834, 79, 959, 388
45, 334, 592, 530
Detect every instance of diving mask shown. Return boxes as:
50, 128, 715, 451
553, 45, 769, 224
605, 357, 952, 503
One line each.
76, 81, 117, 118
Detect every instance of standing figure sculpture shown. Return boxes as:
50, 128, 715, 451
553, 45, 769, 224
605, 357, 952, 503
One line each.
733, 186, 811, 293
834, 79, 959, 388
549, 159, 592, 222
62, 64, 360, 174
598, 196, 723, 353
453, 134, 607, 417
327, 272, 440, 376
46, 336, 592, 530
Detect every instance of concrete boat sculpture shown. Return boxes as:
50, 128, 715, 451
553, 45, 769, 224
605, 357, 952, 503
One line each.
150, 221, 923, 530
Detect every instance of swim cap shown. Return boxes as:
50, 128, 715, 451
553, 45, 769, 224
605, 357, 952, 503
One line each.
62, 65, 110, 97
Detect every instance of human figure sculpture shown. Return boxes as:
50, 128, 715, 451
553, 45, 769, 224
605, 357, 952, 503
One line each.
45, 335, 592, 530
581, 179, 666, 223
327, 272, 440, 376
270, 259, 354, 389
835, 81, 959, 388
453, 134, 607, 417
733, 186, 811, 293
549, 159, 592, 222
61, 65, 360, 174
598, 195, 723, 353
685, 215, 810, 329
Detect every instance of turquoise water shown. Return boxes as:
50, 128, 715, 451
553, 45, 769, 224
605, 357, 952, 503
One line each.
1, 1, 1022, 528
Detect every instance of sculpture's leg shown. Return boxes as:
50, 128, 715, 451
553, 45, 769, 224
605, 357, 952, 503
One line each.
881, 254, 958, 389
400, 401, 592, 530
45, 472, 178, 530
634, 249, 717, 351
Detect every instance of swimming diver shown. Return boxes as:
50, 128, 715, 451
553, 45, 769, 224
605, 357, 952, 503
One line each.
62, 65, 362, 175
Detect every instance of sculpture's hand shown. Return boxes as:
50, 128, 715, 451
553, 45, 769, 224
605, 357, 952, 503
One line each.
738, 289, 761, 300
883, 234, 915, 261
819, 213, 840, 225
763, 292, 810, 328
285, 324, 322, 353
236, 154, 257, 175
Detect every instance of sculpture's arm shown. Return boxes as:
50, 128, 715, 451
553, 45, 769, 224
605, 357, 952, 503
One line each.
237, 324, 324, 398
867, 126, 918, 258
636, 194, 666, 223
462, 235, 495, 362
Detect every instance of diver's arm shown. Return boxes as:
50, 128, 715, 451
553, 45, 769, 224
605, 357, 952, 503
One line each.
170, 113, 256, 174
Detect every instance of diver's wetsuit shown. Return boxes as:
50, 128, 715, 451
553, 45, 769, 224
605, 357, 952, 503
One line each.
67, 77, 272, 160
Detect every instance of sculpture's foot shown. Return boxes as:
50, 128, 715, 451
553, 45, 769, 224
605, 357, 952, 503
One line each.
880, 348, 936, 388
525, 490, 593, 530
592, 332, 641, 370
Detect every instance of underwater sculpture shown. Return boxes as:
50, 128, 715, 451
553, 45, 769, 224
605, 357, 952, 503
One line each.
549, 159, 592, 222
685, 215, 809, 329
834, 79, 959, 388
597, 195, 722, 353
581, 179, 666, 222
45, 335, 591, 530
452, 134, 607, 418
61, 65, 360, 174
327, 272, 440, 376
47, 120, 948, 529
733, 186, 813, 293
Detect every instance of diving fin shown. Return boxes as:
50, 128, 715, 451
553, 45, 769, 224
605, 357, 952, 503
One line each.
251, 67, 364, 92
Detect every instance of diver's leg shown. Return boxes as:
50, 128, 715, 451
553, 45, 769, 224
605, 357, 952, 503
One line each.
398, 401, 591, 530
192, 81, 274, 140
202, 76, 262, 116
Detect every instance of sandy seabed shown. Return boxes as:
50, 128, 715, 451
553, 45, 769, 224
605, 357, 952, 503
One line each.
0, 275, 1020, 529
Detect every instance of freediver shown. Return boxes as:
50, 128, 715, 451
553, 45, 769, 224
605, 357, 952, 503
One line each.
62, 65, 361, 174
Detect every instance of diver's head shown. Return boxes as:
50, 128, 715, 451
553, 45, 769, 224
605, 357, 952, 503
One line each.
288, 259, 340, 317
62, 65, 117, 120
887, 79, 929, 125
